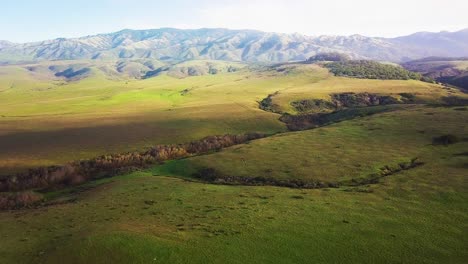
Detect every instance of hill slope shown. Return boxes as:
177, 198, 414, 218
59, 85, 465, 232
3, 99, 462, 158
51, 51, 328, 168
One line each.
1, 105, 467, 264
0, 61, 464, 174
402, 57, 468, 90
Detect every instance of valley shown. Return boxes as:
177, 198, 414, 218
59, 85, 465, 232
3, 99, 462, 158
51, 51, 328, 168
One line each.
1, 60, 462, 175
1, 98, 466, 263
0, 28, 467, 263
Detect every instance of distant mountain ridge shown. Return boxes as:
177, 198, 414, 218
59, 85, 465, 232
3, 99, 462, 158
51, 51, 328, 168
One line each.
1, 28, 467, 63
0, 40, 14, 49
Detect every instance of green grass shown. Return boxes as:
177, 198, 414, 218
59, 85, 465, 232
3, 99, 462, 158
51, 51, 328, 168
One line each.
0, 105, 466, 263
155, 106, 468, 184
1, 61, 465, 174
0, 61, 293, 173
0, 61, 467, 263
270, 76, 462, 114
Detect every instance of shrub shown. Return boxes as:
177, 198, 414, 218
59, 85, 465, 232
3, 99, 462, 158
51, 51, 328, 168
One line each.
432, 135, 460, 146
192, 168, 220, 181
0, 191, 43, 210
291, 99, 335, 113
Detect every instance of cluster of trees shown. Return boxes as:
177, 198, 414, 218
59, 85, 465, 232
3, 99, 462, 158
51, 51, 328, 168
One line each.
0, 133, 266, 193
307, 52, 350, 62
290, 92, 409, 114
330, 92, 400, 108
259, 92, 282, 113
291, 99, 335, 113
325, 60, 423, 80
281, 105, 396, 131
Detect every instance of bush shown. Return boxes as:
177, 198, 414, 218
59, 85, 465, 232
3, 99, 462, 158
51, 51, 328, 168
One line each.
290, 99, 335, 113
192, 168, 220, 181
259, 92, 282, 113
432, 135, 460, 146
0, 191, 43, 210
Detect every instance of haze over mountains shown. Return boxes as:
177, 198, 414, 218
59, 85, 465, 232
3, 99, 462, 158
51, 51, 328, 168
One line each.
1, 28, 468, 63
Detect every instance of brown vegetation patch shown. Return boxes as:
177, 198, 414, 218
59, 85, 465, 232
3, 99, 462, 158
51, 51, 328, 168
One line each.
0, 191, 43, 210
0, 133, 266, 194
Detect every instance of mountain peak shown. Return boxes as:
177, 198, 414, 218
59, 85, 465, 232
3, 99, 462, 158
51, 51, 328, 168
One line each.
0, 40, 14, 49
0, 28, 467, 63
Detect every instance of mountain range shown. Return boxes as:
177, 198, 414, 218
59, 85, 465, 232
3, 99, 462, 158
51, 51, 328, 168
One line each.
1, 28, 468, 63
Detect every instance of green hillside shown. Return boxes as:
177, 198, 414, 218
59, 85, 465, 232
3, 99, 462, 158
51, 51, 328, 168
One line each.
402, 57, 468, 90
1, 106, 467, 263
1, 61, 461, 174
0, 59, 467, 263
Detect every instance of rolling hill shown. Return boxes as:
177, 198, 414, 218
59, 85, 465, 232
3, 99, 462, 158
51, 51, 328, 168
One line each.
0, 50, 467, 264
402, 57, 468, 90
1, 27, 468, 264
0, 60, 464, 176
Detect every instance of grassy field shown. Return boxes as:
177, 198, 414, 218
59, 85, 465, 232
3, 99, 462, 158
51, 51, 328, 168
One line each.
0, 59, 467, 263
266, 65, 461, 114
1, 61, 464, 174
0, 61, 288, 173
154, 106, 468, 184
0, 105, 466, 263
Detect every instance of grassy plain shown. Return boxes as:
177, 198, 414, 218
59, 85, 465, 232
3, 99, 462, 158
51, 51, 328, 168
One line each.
0, 61, 464, 174
267, 65, 460, 114
0, 61, 287, 173
0, 60, 467, 263
155, 106, 468, 183
0, 106, 467, 263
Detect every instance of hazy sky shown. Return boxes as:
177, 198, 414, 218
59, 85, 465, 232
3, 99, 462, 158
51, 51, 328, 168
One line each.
2, 0, 467, 42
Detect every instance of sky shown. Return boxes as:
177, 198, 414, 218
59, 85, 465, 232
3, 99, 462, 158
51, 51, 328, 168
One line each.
1, 0, 467, 43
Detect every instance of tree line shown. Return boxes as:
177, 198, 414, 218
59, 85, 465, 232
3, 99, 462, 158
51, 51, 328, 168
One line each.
324, 60, 424, 80
0, 133, 266, 194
